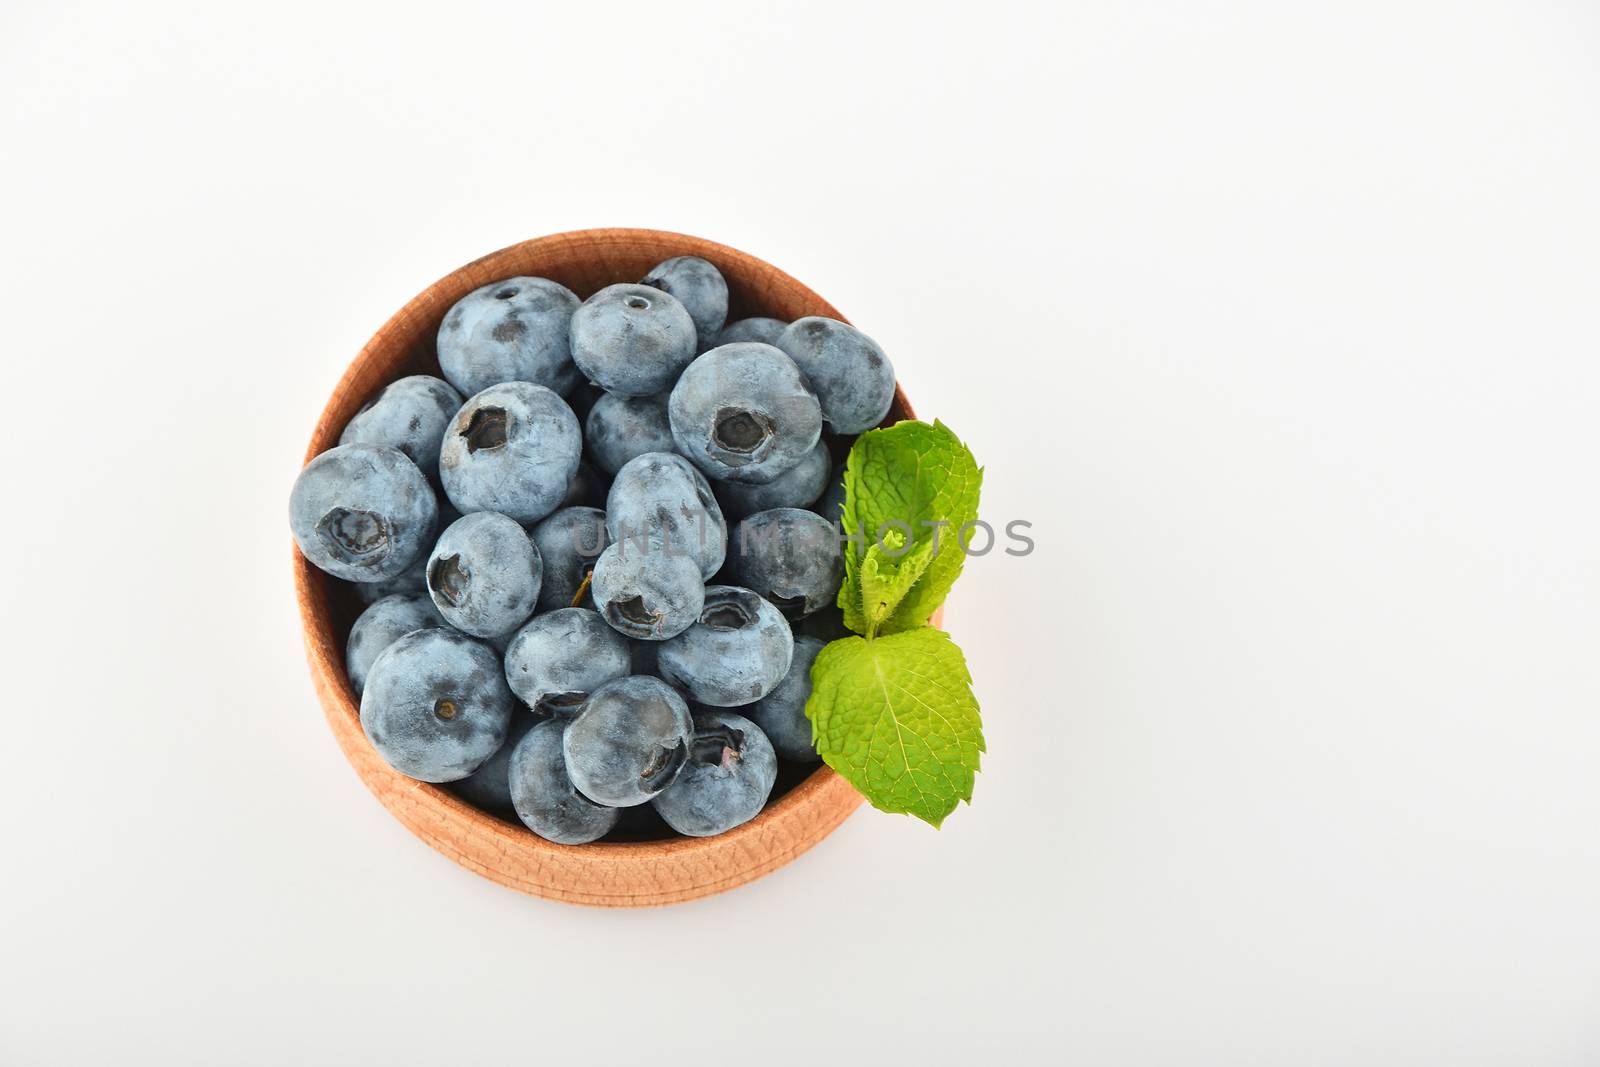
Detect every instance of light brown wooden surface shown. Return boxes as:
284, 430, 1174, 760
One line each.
294, 228, 921, 907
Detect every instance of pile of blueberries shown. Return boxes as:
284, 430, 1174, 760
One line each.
290, 255, 895, 843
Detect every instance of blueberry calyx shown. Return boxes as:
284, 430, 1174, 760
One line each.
462, 406, 510, 453
429, 553, 470, 606
691, 727, 745, 770
316, 507, 390, 563
711, 408, 773, 459
542, 692, 587, 715
700, 602, 752, 631
640, 738, 688, 792
607, 594, 661, 636
624, 294, 652, 310
494, 287, 519, 299
433, 698, 459, 721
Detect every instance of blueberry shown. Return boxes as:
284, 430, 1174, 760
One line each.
651, 711, 778, 836
290, 443, 438, 583
775, 317, 895, 434
727, 508, 844, 620
570, 283, 697, 396
656, 586, 794, 706
813, 461, 847, 524
563, 676, 693, 806
426, 512, 543, 638
715, 317, 786, 347
714, 437, 831, 520
605, 452, 727, 579
359, 628, 515, 782
437, 277, 582, 397
528, 506, 609, 612
451, 712, 535, 816
509, 718, 620, 843
584, 392, 675, 475
504, 607, 631, 713
346, 594, 444, 695
439, 382, 581, 523
747, 635, 824, 762
668, 342, 822, 485
338, 375, 464, 485
640, 256, 728, 346
590, 541, 704, 641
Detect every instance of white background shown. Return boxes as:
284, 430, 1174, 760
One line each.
3, 2, 1598, 1063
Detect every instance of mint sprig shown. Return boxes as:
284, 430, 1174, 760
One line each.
809, 629, 981, 827
806, 420, 986, 827
839, 419, 983, 635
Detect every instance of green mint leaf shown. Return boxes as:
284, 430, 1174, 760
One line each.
850, 535, 935, 638
807, 628, 984, 827
838, 420, 982, 635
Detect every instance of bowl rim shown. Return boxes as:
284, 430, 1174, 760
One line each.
293, 227, 919, 905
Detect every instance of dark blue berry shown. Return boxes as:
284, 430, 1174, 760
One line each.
563, 676, 693, 806
360, 628, 515, 782
291, 443, 438, 583
656, 586, 794, 706
437, 277, 581, 397
651, 711, 778, 836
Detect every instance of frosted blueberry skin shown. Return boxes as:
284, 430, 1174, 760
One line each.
504, 608, 631, 713
450, 712, 534, 817
584, 392, 675, 475
668, 342, 822, 485
570, 283, 697, 396
747, 635, 824, 762
657, 586, 795, 706
359, 628, 515, 783
436, 277, 582, 397
291, 443, 439, 583
426, 512, 544, 639
639, 255, 728, 347
813, 461, 847, 525
651, 711, 778, 837
439, 382, 581, 524
528, 506, 609, 613
775, 317, 895, 434
510, 719, 620, 843
346, 594, 444, 695
591, 541, 705, 641
338, 375, 464, 486
714, 438, 831, 520
715, 317, 786, 348
563, 676, 694, 807
605, 452, 727, 580
727, 508, 844, 620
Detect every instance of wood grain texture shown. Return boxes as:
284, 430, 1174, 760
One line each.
294, 228, 925, 907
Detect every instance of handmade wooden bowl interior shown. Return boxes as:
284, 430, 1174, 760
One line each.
295, 228, 919, 907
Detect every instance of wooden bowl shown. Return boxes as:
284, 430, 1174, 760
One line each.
295, 228, 919, 907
